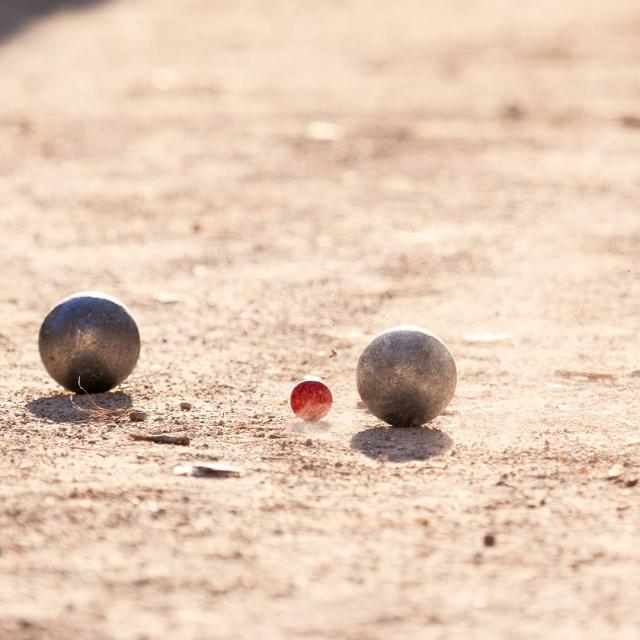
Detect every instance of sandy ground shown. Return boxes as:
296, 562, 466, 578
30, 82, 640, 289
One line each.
1, 0, 640, 638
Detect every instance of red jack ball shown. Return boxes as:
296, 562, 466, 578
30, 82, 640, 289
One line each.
290, 377, 333, 421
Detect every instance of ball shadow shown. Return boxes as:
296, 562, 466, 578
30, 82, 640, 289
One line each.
26, 391, 132, 423
351, 425, 453, 462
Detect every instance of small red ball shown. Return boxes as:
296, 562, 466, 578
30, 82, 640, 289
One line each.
290, 378, 333, 421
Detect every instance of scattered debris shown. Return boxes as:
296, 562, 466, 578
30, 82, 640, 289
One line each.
555, 370, 616, 381
153, 291, 180, 304
483, 533, 496, 547
329, 348, 338, 358
464, 332, 512, 343
70, 393, 146, 423
496, 474, 516, 489
179, 402, 192, 411
130, 433, 190, 446
607, 464, 624, 479
526, 491, 548, 508
128, 410, 148, 422
605, 464, 638, 487
174, 462, 244, 478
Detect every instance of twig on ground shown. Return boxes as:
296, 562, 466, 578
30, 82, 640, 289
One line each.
68, 377, 147, 422
555, 370, 616, 381
129, 433, 190, 446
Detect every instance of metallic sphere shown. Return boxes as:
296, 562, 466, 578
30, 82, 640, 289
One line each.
356, 326, 457, 427
39, 291, 140, 394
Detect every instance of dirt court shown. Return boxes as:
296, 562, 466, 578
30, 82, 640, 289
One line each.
1, 0, 639, 638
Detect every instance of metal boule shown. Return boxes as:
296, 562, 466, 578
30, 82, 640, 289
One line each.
38, 291, 140, 394
356, 325, 457, 427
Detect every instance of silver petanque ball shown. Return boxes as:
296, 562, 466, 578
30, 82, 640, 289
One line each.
39, 291, 140, 394
356, 325, 457, 427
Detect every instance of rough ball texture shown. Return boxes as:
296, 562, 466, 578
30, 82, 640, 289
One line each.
356, 326, 456, 427
39, 291, 140, 394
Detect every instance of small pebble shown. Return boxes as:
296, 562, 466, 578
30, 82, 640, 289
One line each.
608, 464, 624, 479
483, 534, 496, 547
180, 402, 192, 411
